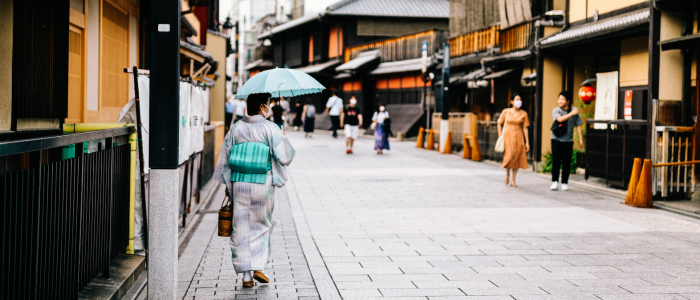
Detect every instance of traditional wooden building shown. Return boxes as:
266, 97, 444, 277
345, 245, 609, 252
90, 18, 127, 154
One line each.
257, 0, 449, 131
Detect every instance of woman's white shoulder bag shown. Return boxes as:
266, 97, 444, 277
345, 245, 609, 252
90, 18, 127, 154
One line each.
494, 110, 509, 153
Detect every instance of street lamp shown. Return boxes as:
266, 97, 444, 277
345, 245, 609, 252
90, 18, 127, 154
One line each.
222, 16, 234, 36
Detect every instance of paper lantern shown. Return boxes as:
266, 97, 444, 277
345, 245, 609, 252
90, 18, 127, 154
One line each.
579, 86, 596, 104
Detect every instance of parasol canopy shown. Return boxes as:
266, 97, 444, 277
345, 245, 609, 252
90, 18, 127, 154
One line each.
234, 67, 325, 99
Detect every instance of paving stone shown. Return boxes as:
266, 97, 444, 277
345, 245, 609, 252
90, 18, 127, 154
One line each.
177, 131, 700, 299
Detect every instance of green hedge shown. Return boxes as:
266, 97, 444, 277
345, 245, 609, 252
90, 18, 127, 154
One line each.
542, 149, 580, 174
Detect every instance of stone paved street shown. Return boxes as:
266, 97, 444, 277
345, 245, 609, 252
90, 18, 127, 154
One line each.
177, 129, 700, 300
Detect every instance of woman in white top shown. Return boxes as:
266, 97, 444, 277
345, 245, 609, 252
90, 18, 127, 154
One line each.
372, 103, 390, 154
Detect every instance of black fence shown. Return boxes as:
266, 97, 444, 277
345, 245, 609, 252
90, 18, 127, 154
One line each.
477, 121, 504, 162
585, 120, 648, 188
0, 127, 134, 299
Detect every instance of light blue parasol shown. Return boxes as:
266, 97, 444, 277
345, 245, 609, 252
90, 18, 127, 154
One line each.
234, 67, 326, 99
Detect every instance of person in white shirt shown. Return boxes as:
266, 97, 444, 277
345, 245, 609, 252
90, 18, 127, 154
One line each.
234, 99, 247, 123
279, 97, 291, 127
325, 92, 343, 138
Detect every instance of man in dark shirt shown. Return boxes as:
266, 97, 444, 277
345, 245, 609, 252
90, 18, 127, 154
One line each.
271, 98, 285, 129
340, 96, 363, 154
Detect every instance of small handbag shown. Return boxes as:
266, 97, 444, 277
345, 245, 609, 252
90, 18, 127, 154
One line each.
551, 120, 567, 137
218, 193, 233, 237
494, 110, 509, 153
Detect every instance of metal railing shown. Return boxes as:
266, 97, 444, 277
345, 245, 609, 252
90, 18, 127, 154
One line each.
0, 127, 134, 299
585, 120, 648, 188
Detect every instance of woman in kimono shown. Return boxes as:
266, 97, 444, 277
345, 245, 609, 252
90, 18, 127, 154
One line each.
213, 93, 295, 288
371, 103, 390, 154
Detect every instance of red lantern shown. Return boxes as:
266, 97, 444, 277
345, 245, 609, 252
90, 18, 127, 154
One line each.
579, 86, 596, 104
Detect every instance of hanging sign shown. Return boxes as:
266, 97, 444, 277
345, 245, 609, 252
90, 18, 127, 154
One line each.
624, 90, 633, 120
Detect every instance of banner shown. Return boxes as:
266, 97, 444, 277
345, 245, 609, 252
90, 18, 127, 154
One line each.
594, 71, 618, 129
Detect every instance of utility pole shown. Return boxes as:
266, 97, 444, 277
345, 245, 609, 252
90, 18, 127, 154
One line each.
439, 42, 450, 153
149, 0, 181, 298
421, 40, 429, 130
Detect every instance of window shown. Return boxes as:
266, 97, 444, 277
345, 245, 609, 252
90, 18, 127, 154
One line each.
247, 49, 254, 63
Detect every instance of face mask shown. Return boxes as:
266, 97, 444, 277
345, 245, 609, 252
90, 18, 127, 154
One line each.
261, 104, 272, 118
379, 106, 385, 112
513, 100, 522, 108
350, 99, 357, 105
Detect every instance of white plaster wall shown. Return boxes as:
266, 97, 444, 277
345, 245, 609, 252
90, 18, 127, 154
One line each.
659, 11, 684, 101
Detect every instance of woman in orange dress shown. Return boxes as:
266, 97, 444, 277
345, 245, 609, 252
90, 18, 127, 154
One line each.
497, 94, 530, 187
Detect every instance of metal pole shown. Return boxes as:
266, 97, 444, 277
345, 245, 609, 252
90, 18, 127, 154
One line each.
149, 0, 181, 298
439, 43, 451, 152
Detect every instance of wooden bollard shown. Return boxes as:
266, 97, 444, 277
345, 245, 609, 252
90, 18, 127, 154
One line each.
442, 131, 452, 154
624, 158, 642, 206
632, 159, 653, 208
463, 134, 471, 159
470, 136, 482, 161
426, 129, 435, 150
416, 127, 424, 148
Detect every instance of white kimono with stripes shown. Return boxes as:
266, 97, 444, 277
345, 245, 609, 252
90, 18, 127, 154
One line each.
213, 115, 295, 273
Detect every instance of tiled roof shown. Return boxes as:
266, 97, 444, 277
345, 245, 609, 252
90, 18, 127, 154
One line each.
336, 50, 381, 72
327, 0, 449, 18
540, 9, 649, 47
258, 13, 320, 39
370, 58, 423, 75
295, 59, 342, 74
244, 59, 275, 70
481, 49, 532, 67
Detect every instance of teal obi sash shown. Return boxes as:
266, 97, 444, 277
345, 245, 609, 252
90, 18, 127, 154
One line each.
229, 142, 272, 184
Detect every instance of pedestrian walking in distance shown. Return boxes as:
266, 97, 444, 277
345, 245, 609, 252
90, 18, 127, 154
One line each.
270, 98, 285, 129
550, 91, 584, 191
225, 95, 236, 132
212, 93, 296, 288
280, 97, 291, 128
341, 96, 363, 154
325, 92, 343, 138
302, 99, 316, 138
372, 104, 390, 154
292, 100, 304, 131
234, 97, 247, 123
497, 94, 530, 188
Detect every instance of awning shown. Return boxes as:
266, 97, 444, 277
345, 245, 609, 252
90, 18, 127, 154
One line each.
245, 59, 275, 70
336, 50, 381, 73
295, 59, 342, 75
436, 73, 465, 86
539, 9, 650, 49
370, 58, 423, 75
660, 33, 700, 51
180, 41, 213, 63
522, 72, 536, 83
483, 68, 517, 80
450, 51, 496, 68
334, 73, 352, 80
481, 49, 533, 67
461, 69, 488, 82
